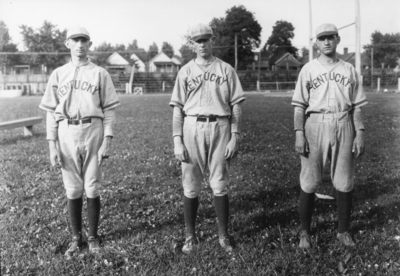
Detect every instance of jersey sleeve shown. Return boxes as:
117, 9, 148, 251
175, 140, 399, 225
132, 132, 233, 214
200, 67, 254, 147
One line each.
291, 67, 310, 109
228, 68, 246, 106
39, 71, 59, 112
100, 72, 120, 111
169, 70, 186, 109
350, 67, 368, 108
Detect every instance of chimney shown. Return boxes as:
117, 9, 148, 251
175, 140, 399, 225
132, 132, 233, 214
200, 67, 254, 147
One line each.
344, 47, 348, 55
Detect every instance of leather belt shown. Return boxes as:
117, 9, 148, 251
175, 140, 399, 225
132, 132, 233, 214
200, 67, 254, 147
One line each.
67, 118, 92, 125
197, 116, 217, 122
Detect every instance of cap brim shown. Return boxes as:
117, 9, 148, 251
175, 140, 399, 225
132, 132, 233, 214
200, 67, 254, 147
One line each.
316, 31, 338, 38
68, 34, 90, 40
192, 34, 212, 42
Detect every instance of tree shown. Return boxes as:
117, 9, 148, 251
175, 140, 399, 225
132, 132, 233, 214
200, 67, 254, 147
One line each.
210, 5, 262, 69
20, 21, 67, 71
363, 31, 400, 68
0, 21, 20, 71
161, 42, 174, 58
179, 44, 196, 66
263, 20, 298, 66
299, 45, 318, 59
127, 39, 139, 51
148, 42, 158, 60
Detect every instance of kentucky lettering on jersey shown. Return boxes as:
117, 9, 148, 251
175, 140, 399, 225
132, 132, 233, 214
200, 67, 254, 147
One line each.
306, 71, 356, 91
39, 60, 120, 121
170, 58, 245, 117
57, 80, 99, 97
292, 58, 368, 114
187, 72, 228, 91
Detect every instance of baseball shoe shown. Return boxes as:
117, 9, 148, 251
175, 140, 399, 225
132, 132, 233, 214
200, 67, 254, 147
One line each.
337, 232, 356, 247
182, 235, 197, 254
298, 230, 312, 249
65, 236, 82, 258
219, 235, 233, 253
88, 236, 101, 254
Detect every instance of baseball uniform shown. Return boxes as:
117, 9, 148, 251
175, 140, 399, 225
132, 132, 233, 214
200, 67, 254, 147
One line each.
293, 23, 368, 249
292, 58, 368, 192
39, 26, 120, 256
170, 58, 245, 198
170, 23, 245, 254
40, 60, 120, 199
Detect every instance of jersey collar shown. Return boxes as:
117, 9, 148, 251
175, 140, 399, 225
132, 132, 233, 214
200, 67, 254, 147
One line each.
69, 58, 90, 68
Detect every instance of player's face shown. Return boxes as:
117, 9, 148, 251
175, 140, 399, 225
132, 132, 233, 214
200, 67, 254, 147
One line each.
66, 37, 92, 58
316, 34, 340, 56
192, 37, 213, 59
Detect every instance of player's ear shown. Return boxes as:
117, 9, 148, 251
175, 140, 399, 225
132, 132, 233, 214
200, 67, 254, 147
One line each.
88, 41, 93, 49
210, 36, 215, 44
336, 35, 341, 44
64, 39, 71, 49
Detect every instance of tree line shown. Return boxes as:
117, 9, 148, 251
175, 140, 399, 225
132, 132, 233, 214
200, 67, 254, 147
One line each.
1, 5, 399, 73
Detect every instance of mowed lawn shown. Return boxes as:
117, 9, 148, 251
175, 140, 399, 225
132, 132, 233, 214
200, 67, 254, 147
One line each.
0, 92, 399, 276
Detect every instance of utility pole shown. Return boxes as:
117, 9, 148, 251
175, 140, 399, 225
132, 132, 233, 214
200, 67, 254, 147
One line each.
371, 47, 374, 90
309, 0, 313, 62
235, 33, 238, 71
355, 0, 361, 82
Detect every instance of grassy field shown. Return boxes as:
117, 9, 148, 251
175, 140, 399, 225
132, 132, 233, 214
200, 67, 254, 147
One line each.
0, 92, 399, 276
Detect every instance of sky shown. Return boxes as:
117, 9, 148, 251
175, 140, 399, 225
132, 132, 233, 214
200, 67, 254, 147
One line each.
1, 0, 399, 56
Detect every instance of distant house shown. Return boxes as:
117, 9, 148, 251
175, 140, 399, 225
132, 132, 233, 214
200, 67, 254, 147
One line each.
148, 52, 181, 73
103, 51, 182, 74
130, 52, 148, 72
105, 52, 130, 74
271, 53, 301, 71
246, 52, 270, 71
337, 47, 355, 66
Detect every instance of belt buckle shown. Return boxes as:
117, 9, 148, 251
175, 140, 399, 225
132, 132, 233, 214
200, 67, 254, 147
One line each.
197, 116, 217, 122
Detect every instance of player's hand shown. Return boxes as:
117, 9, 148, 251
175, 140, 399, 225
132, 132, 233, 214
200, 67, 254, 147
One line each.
174, 136, 188, 162
295, 130, 309, 156
98, 136, 112, 166
49, 140, 62, 169
225, 133, 240, 160
352, 130, 365, 158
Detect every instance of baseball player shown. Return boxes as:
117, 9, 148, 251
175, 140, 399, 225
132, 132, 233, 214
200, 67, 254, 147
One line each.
170, 23, 245, 254
39, 26, 120, 257
292, 23, 368, 249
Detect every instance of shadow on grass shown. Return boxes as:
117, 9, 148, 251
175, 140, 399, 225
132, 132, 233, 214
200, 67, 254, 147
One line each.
229, 172, 400, 239
0, 132, 46, 146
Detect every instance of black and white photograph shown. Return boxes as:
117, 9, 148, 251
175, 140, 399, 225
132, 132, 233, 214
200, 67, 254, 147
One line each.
0, 0, 399, 275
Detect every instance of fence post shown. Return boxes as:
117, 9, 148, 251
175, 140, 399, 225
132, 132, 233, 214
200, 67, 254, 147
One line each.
398, 78, 400, 92
32, 83, 38, 94
377, 78, 380, 92
257, 80, 260, 92
276, 81, 279, 91
162, 81, 165, 92
125, 83, 129, 94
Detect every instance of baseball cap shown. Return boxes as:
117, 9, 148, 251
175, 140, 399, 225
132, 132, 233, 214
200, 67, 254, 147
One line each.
315, 23, 338, 39
190, 24, 213, 42
67, 26, 90, 40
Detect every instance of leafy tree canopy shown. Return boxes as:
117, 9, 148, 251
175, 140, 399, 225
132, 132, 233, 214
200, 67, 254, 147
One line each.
179, 44, 196, 66
148, 42, 159, 60
0, 21, 20, 68
20, 21, 67, 70
127, 39, 139, 51
161, 42, 174, 59
363, 31, 400, 68
210, 5, 262, 69
263, 20, 298, 65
